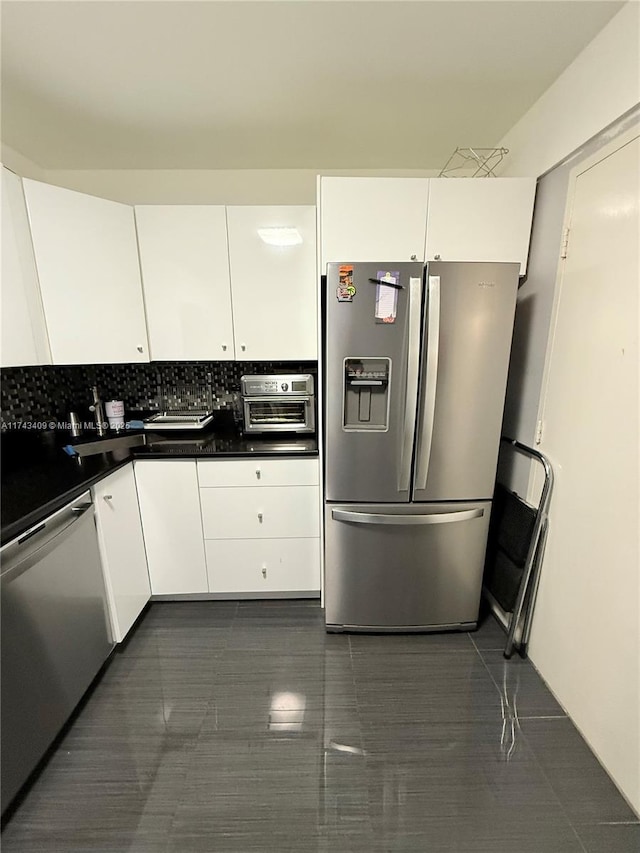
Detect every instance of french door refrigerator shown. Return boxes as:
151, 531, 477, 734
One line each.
324, 261, 519, 631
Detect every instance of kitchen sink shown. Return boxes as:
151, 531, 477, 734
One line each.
70, 433, 147, 457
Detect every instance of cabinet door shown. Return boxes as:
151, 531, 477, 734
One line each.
135, 460, 207, 595
23, 179, 149, 364
200, 485, 320, 540
319, 177, 429, 269
226, 206, 317, 360
425, 178, 536, 274
1, 168, 51, 367
206, 538, 320, 594
93, 464, 151, 642
135, 205, 235, 361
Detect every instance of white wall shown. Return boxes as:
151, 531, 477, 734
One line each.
498, 2, 640, 177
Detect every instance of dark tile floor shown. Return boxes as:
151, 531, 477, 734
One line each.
2, 601, 638, 852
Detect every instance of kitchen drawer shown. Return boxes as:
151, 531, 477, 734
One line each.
205, 538, 320, 594
197, 458, 319, 488
200, 486, 320, 539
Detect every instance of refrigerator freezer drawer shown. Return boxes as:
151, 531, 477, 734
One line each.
324, 500, 491, 631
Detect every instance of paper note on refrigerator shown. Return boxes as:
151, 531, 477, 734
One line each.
375, 271, 399, 322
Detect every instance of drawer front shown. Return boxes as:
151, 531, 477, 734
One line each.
200, 486, 320, 539
197, 458, 319, 488
206, 538, 320, 593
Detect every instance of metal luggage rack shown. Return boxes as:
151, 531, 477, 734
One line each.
439, 146, 509, 178
483, 437, 554, 659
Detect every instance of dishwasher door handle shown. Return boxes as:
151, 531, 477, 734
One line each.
1, 500, 94, 585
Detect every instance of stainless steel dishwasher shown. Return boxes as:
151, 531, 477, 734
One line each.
1, 491, 114, 813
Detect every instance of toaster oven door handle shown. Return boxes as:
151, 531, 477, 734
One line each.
243, 395, 312, 402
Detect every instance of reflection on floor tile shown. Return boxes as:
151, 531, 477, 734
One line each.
2, 601, 635, 852
479, 649, 566, 718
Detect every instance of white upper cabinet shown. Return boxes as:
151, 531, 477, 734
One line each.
23, 179, 149, 364
226, 205, 317, 361
425, 178, 536, 274
1, 168, 51, 367
319, 177, 430, 270
135, 205, 235, 361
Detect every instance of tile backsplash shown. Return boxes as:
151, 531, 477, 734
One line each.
1, 361, 316, 426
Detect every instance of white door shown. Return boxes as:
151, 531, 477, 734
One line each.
1, 168, 51, 366
93, 464, 151, 642
135, 460, 208, 595
135, 205, 235, 360
226, 205, 317, 361
23, 179, 149, 364
425, 178, 536, 273
319, 177, 429, 269
531, 130, 639, 812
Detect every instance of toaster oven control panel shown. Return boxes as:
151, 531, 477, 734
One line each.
241, 374, 314, 397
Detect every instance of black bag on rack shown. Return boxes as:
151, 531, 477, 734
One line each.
484, 484, 537, 613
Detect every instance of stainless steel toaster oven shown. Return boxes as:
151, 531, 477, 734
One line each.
241, 374, 315, 434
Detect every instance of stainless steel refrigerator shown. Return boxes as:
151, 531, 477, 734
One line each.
324, 261, 519, 631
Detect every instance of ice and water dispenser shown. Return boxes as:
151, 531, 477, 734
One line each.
343, 358, 390, 430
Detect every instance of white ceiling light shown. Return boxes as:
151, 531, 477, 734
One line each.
258, 227, 303, 247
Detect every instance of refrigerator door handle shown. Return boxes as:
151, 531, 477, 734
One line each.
398, 276, 423, 492
331, 508, 484, 526
415, 274, 441, 491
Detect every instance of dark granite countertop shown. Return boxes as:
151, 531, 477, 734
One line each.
136, 432, 318, 458
1, 419, 318, 546
1, 443, 131, 546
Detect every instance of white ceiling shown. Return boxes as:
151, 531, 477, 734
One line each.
0, 0, 624, 170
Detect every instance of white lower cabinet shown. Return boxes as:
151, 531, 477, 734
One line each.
200, 486, 320, 540
123, 458, 319, 599
92, 464, 151, 642
205, 538, 320, 594
197, 458, 321, 597
135, 460, 208, 595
